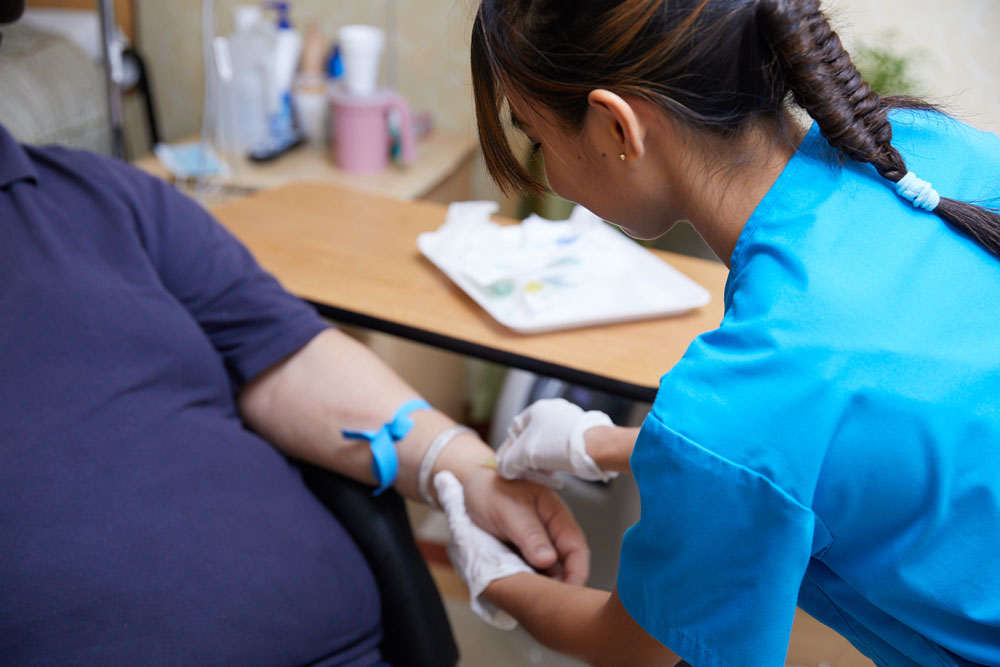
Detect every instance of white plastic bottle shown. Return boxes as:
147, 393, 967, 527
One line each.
224, 5, 274, 154
263, 1, 302, 148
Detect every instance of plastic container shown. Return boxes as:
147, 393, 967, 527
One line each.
328, 84, 415, 173
293, 75, 327, 145
337, 24, 384, 97
265, 2, 302, 145
292, 23, 328, 145
223, 5, 274, 153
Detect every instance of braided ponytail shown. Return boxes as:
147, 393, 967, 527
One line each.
758, 0, 1000, 257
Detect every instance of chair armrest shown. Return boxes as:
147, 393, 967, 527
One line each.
297, 462, 460, 667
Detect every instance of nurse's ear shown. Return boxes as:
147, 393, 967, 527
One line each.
586, 89, 647, 162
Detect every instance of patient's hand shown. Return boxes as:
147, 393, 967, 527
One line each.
434, 436, 590, 586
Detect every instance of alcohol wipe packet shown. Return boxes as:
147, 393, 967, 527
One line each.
154, 142, 230, 180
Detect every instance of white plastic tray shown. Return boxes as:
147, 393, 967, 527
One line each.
418, 209, 711, 334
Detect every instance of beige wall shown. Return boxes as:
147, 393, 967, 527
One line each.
828, 0, 1000, 134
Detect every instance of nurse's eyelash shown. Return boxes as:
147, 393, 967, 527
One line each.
509, 113, 541, 156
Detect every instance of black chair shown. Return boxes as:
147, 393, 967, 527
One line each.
297, 462, 460, 667
122, 47, 161, 149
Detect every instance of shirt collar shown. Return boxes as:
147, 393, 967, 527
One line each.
0, 124, 38, 188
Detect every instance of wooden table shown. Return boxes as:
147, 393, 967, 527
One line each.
210, 183, 730, 403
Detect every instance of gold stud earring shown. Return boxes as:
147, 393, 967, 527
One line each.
618, 153, 626, 161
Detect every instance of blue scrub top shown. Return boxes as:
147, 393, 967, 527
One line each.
617, 110, 1000, 667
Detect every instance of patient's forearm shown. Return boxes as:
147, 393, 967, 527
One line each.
484, 574, 679, 666
237, 328, 490, 500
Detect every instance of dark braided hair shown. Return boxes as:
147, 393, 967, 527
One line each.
471, 0, 1000, 257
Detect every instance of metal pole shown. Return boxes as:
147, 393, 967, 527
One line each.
385, 0, 397, 89
97, 0, 125, 159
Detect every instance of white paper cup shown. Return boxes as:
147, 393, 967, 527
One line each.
338, 24, 384, 97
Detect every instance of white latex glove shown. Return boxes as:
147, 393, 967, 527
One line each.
495, 398, 617, 487
434, 471, 533, 630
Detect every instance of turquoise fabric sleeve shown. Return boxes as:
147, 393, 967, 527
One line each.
617, 412, 818, 667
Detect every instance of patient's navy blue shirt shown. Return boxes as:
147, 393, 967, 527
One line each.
0, 126, 382, 666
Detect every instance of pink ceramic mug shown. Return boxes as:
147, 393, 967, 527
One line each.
329, 86, 416, 173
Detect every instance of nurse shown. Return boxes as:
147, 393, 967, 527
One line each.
432, 0, 1000, 665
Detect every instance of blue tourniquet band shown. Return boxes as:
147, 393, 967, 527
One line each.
342, 398, 431, 495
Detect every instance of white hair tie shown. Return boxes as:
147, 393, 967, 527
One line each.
895, 171, 941, 211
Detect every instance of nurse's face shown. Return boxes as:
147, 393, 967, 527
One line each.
506, 91, 686, 241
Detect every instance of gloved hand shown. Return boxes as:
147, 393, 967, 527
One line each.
495, 398, 617, 487
434, 471, 533, 630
